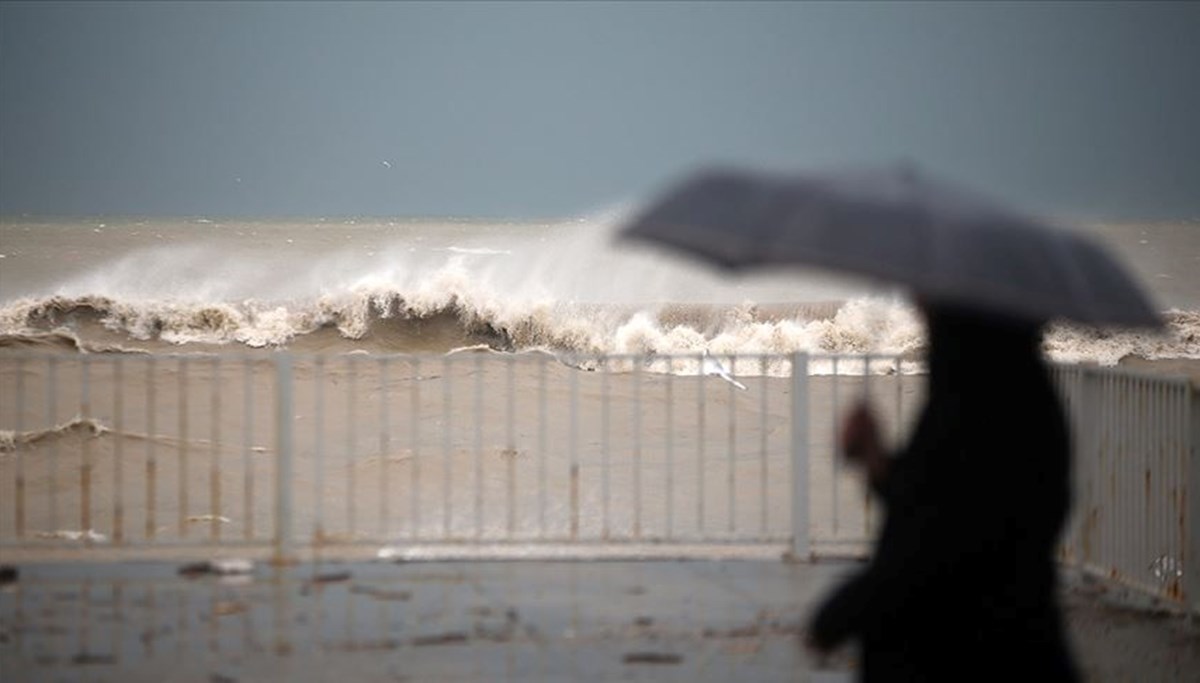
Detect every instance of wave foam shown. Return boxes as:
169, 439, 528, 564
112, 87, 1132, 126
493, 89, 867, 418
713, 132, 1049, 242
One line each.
2, 285, 1196, 374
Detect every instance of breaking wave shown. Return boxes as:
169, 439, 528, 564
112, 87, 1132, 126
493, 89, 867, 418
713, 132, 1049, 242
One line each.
1, 288, 1196, 373
0, 214, 1196, 373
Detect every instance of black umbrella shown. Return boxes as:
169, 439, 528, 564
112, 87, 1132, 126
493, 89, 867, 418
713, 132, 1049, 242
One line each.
618, 164, 1161, 328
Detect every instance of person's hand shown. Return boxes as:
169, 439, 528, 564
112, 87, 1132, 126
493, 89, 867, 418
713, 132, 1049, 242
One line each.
840, 402, 885, 481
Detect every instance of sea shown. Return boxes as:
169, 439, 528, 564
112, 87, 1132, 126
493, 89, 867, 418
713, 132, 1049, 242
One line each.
1, 214, 1196, 372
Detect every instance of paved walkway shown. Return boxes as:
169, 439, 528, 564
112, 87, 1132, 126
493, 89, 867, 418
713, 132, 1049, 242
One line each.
1, 559, 1196, 682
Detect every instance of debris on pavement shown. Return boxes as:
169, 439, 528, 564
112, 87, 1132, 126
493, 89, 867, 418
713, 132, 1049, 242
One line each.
178, 558, 255, 577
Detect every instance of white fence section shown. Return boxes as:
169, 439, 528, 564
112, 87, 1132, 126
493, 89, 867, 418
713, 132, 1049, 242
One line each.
1052, 365, 1200, 611
0, 352, 1195, 611
1, 354, 288, 550
0, 353, 810, 559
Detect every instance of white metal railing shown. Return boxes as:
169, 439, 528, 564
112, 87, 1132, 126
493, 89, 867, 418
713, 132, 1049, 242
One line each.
1, 352, 1195, 611
1052, 365, 1199, 611
0, 353, 815, 559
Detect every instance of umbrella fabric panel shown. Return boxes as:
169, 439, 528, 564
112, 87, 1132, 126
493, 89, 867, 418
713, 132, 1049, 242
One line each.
622, 166, 1161, 328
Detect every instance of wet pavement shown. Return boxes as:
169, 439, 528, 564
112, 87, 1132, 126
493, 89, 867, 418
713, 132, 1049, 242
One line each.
2, 559, 1196, 682
0, 559, 857, 682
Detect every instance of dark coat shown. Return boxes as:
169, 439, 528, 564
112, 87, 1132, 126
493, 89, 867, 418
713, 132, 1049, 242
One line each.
808, 307, 1080, 682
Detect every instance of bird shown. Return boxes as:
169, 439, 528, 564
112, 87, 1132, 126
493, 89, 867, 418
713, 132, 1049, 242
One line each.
702, 350, 748, 391
381, 160, 393, 169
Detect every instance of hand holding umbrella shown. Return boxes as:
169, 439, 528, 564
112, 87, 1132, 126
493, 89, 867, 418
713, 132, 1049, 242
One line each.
840, 403, 887, 489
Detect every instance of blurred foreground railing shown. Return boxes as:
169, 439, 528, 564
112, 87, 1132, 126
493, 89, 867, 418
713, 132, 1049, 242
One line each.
0, 352, 1195, 612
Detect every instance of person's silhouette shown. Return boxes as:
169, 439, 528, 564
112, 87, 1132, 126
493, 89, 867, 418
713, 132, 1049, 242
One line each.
807, 303, 1080, 682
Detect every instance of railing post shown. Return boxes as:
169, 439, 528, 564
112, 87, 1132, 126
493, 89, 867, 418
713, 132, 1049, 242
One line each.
789, 352, 810, 561
1074, 367, 1101, 569
274, 353, 296, 565
1187, 386, 1200, 614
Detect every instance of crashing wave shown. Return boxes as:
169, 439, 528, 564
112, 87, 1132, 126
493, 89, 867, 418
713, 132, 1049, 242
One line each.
1, 288, 1196, 375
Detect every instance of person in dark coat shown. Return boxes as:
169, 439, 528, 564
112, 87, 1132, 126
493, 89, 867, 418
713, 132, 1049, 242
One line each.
806, 303, 1081, 682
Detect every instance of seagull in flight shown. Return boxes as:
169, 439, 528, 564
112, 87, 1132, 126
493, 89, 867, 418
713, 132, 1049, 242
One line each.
702, 350, 748, 391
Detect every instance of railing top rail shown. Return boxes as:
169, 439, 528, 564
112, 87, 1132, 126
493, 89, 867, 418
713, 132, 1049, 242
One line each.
0, 349, 819, 360
5, 350, 1195, 386
1050, 361, 1195, 389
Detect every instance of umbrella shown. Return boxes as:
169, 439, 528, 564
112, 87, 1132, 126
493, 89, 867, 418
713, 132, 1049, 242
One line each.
618, 164, 1161, 328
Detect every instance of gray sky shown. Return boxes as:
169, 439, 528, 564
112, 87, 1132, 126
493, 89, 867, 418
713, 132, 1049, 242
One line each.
2, 1, 1198, 219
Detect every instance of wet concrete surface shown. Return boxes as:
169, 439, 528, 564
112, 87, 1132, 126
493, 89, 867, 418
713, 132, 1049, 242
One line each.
0, 559, 856, 682
1, 559, 1196, 682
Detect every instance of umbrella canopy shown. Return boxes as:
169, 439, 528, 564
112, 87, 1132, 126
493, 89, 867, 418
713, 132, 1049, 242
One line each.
618, 165, 1161, 328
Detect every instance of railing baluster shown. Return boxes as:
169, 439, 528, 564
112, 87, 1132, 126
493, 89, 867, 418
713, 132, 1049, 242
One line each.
831, 356, 840, 536
601, 356, 610, 540
346, 354, 357, 538
113, 356, 124, 544
410, 356, 421, 540
14, 356, 25, 540
759, 355, 769, 538
633, 359, 642, 540
146, 357, 156, 540
379, 357, 390, 540
243, 357, 254, 541
697, 352, 706, 538
1185, 383, 1199, 609
48, 355, 60, 533
665, 358, 675, 540
442, 355, 452, 538
863, 354, 875, 541
274, 354, 295, 564
209, 356, 220, 543
177, 356, 188, 538
727, 354, 736, 536
474, 353, 484, 540
538, 355, 547, 539
791, 353, 810, 560
314, 356, 325, 543
569, 358, 579, 540
506, 354, 516, 539
81, 356, 93, 540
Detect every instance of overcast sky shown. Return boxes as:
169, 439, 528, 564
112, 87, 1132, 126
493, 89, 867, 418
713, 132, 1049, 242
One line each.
1, 1, 1197, 219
